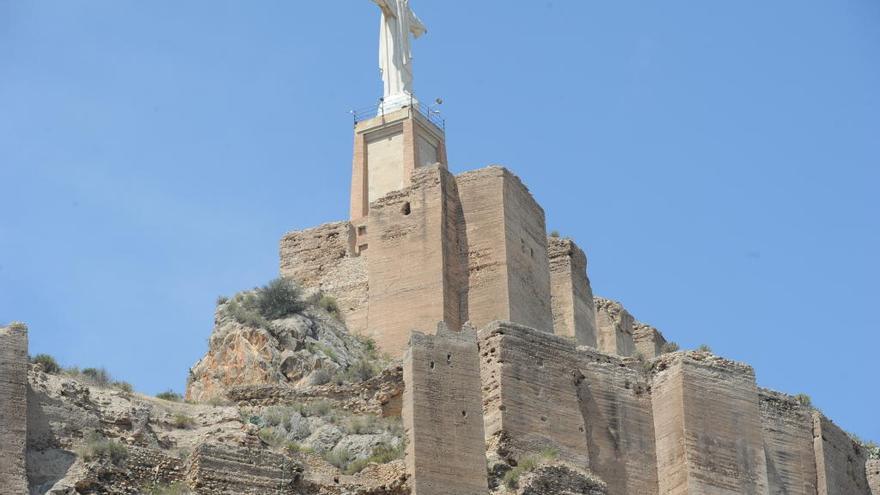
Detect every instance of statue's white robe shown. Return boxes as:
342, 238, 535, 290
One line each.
372, 0, 426, 99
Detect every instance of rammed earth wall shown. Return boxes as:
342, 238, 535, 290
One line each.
0, 324, 29, 493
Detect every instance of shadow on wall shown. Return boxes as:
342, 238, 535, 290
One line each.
27, 384, 78, 494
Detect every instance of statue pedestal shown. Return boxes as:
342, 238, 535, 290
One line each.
379, 92, 419, 115
349, 106, 448, 250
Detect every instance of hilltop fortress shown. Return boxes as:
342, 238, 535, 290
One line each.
272, 104, 876, 494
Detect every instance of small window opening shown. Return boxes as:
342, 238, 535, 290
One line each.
357, 226, 367, 235
446, 353, 452, 365
401, 202, 411, 215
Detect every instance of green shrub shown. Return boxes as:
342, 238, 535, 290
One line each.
77, 430, 128, 465
309, 368, 333, 386
794, 393, 812, 407
345, 359, 380, 383
325, 447, 355, 470
697, 344, 713, 353
318, 295, 341, 319
216, 295, 228, 306
501, 448, 559, 489
346, 414, 382, 435
258, 427, 286, 447
256, 277, 305, 320
173, 413, 195, 429
226, 297, 267, 328
145, 482, 192, 495
81, 367, 112, 387
660, 342, 680, 354
549, 230, 560, 238
207, 396, 231, 406
343, 442, 405, 474
113, 381, 134, 393
156, 390, 182, 402
32, 354, 61, 374
285, 441, 314, 455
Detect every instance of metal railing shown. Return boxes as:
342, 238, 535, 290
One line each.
350, 97, 446, 131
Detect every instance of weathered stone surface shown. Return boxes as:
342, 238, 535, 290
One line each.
367, 165, 467, 358
479, 321, 589, 468
457, 167, 554, 333
652, 352, 769, 494
280, 221, 369, 335
548, 236, 598, 347
576, 348, 658, 495
867, 459, 880, 495
813, 412, 870, 495
403, 323, 487, 495
514, 463, 608, 495
759, 389, 818, 495
632, 322, 667, 359
594, 298, 636, 357
185, 442, 302, 494
0, 323, 29, 494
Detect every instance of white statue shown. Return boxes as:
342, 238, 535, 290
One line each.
370, 0, 427, 112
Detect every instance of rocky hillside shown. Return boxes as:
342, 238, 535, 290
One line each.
186, 278, 385, 404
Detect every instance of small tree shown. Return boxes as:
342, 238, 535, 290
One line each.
32, 354, 61, 374
697, 344, 713, 354
156, 390, 182, 402
256, 278, 305, 320
794, 393, 812, 407
660, 342, 680, 354
549, 230, 561, 238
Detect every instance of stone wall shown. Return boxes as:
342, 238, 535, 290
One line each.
185, 442, 302, 494
813, 412, 870, 495
576, 348, 658, 495
548, 237, 597, 347
759, 389, 818, 495
652, 352, 769, 494
632, 323, 667, 359
403, 323, 487, 495
594, 298, 636, 357
479, 321, 589, 468
457, 167, 553, 333
367, 165, 466, 357
279, 221, 368, 335
0, 323, 29, 493
867, 459, 880, 495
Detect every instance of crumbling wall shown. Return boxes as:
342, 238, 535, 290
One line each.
457, 167, 553, 333
759, 389, 818, 495
185, 442, 302, 494
813, 412, 870, 495
403, 323, 487, 495
652, 352, 769, 494
594, 298, 636, 357
867, 459, 880, 495
632, 323, 667, 359
479, 321, 589, 468
576, 348, 658, 495
367, 165, 466, 358
548, 237, 597, 347
0, 323, 29, 493
279, 221, 368, 335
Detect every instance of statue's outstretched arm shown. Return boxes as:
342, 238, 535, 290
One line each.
408, 9, 427, 37
370, 0, 396, 18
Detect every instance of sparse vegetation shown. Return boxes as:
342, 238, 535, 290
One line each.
62, 365, 133, 393
697, 344, 713, 353
258, 427, 287, 447
156, 390, 183, 402
794, 393, 812, 407
77, 430, 128, 465
113, 380, 134, 393
635, 353, 652, 373
344, 358, 381, 383
8, 321, 28, 332
502, 448, 559, 489
864, 440, 880, 460
660, 342, 680, 354
81, 367, 112, 387
325, 447, 355, 470
343, 442, 405, 474
223, 278, 306, 329
173, 413, 195, 429
144, 482, 192, 495
318, 295, 341, 320
32, 354, 61, 374
549, 230, 560, 238
309, 368, 334, 386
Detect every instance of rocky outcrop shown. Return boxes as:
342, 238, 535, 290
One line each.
186, 295, 382, 403
514, 464, 607, 495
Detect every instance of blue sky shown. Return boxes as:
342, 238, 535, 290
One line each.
1, 1, 878, 440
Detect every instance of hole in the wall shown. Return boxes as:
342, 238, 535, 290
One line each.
447, 353, 452, 365
461, 410, 468, 418
530, 247, 534, 258
579, 426, 585, 432
429, 361, 435, 370
540, 416, 547, 422
499, 405, 506, 411
401, 202, 411, 215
